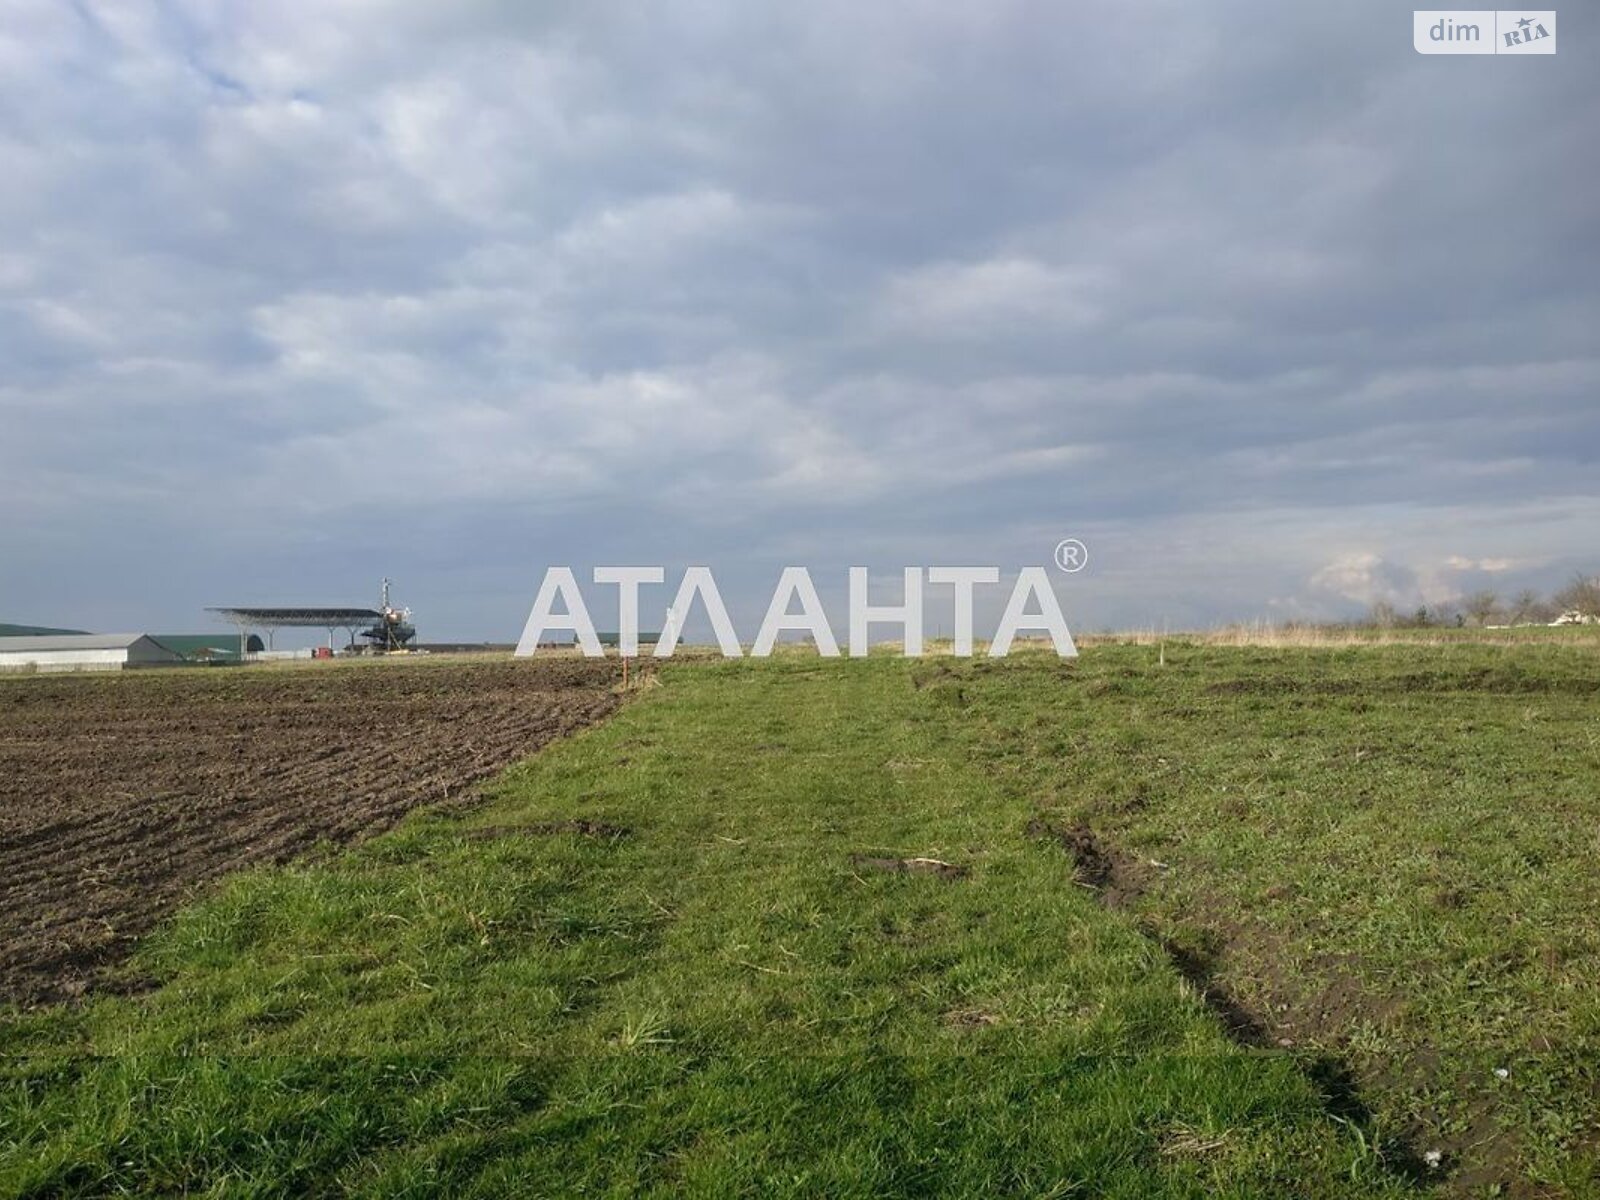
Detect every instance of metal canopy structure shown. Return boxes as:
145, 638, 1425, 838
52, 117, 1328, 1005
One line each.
209, 582, 416, 658
207, 607, 382, 654
208, 607, 381, 626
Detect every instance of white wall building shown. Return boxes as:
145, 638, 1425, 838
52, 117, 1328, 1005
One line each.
1551, 611, 1599, 626
0, 634, 185, 673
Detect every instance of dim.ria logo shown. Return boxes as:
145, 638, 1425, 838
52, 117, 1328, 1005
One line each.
516, 567, 1077, 659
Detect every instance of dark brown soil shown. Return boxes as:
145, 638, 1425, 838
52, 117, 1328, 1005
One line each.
0, 658, 623, 1007
1024, 817, 1150, 908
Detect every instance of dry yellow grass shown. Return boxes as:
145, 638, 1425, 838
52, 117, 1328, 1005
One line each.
1081, 622, 1600, 651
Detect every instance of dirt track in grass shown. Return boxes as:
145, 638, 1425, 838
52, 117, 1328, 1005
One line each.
0, 658, 622, 1007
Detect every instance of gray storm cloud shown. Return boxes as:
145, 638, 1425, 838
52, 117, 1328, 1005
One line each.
2, 1, 1596, 637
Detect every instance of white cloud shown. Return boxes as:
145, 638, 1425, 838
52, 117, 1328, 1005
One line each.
1310, 553, 1413, 606
874, 256, 1105, 338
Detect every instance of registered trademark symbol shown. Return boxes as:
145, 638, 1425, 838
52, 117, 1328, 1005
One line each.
1054, 538, 1089, 573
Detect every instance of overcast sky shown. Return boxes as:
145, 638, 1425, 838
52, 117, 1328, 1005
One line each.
2, 2, 1596, 641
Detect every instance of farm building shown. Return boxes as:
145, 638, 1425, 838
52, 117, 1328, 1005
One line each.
0, 634, 185, 673
153, 633, 265, 664
1551, 610, 1599, 626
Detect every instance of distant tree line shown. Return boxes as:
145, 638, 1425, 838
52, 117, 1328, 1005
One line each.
1365, 572, 1600, 629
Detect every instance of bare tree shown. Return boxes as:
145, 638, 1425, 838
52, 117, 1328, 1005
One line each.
1463, 590, 1500, 627
1368, 600, 1398, 628
1554, 573, 1600, 618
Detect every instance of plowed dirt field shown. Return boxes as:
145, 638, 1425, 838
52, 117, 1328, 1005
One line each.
0, 658, 621, 1007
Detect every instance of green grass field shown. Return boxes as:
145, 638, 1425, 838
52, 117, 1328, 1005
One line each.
4, 642, 1599, 1197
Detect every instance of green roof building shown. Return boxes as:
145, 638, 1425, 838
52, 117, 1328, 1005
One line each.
151, 634, 265, 663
